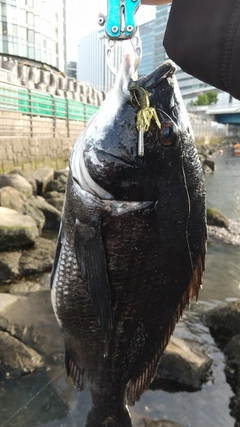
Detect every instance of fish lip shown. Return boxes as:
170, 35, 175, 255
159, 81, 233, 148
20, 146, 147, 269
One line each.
138, 60, 176, 90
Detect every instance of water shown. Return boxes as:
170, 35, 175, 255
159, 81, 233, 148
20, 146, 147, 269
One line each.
1, 148, 240, 427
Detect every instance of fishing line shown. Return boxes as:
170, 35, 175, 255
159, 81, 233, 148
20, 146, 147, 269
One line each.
0, 368, 65, 427
180, 140, 194, 275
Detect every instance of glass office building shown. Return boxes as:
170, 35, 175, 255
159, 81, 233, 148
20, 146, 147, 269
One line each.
0, 0, 66, 72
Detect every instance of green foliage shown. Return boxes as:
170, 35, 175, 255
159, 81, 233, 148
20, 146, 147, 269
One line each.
191, 91, 218, 106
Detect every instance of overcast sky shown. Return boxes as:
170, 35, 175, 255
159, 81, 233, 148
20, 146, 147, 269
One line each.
66, 0, 156, 61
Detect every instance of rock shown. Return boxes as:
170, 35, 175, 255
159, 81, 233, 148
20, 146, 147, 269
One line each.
137, 418, 185, 427
205, 300, 240, 347
43, 191, 65, 212
18, 237, 55, 276
202, 158, 216, 172
0, 238, 55, 281
31, 196, 61, 229
54, 168, 68, 180
224, 333, 240, 360
0, 187, 45, 232
207, 225, 240, 245
0, 331, 44, 377
0, 173, 33, 197
207, 207, 229, 228
0, 294, 19, 312
45, 179, 65, 193
154, 336, 212, 391
0, 251, 21, 281
0, 207, 38, 251
32, 167, 54, 194
9, 282, 42, 294
10, 169, 37, 194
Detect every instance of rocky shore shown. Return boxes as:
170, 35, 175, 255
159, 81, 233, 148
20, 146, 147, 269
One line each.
0, 149, 240, 426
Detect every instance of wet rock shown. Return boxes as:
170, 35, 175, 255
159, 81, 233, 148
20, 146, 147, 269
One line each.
0, 207, 38, 251
0, 294, 19, 312
137, 418, 184, 427
0, 173, 32, 197
43, 190, 65, 212
202, 158, 216, 172
0, 331, 44, 377
19, 237, 55, 276
0, 251, 21, 281
31, 196, 61, 229
32, 167, 54, 195
205, 300, 240, 348
224, 333, 240, 360
207, 224, 240, 245
0, 187, 45, 232
207, 207, 229, 228
154, 336, 212, 391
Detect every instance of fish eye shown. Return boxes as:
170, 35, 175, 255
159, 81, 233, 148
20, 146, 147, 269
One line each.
159, 121, 176, 146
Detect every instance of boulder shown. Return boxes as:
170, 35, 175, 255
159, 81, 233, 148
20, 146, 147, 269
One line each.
0, 207, 38, 251
0, 173, 32, 197
154, 336, 212, 391
32, 196, 61, 229
32, 167, 54, 194
205, 300, 240, 347
18, 237, 55, 276
43, 190, 65, 212
0, 251, 21, 281
54, 168, 69, 180
0, 238, 55, 281
45, 179, 66, 193
10, 169, 37, 194
207, 207, 229, 229
0, 187, 45, 232
0, 331, 44, 377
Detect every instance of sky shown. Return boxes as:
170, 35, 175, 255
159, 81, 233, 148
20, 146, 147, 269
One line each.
66, 0, 156, 61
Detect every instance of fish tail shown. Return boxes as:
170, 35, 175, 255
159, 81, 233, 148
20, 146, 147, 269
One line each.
84, 406, 132, 427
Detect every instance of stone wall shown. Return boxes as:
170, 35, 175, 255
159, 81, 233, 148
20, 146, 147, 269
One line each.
0, 136, 76, 173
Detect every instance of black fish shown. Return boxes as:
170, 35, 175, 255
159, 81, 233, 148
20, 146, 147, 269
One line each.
51, 56, 206, 427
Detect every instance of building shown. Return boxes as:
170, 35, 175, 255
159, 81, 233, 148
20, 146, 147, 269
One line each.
67, 61, 77, 78
0, 0, 66, 73
77, 29, 125, 92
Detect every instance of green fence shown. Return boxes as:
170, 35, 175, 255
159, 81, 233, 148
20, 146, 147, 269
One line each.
0, 80, 99, 137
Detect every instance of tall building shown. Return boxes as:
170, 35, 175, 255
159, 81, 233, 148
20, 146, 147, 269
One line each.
77, 29, 125, 92
138, 20, 155, 77
0, 0, 66, 72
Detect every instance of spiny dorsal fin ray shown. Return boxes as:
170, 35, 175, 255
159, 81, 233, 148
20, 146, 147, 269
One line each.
127, 241, 206, 405
65, 349, 86, 391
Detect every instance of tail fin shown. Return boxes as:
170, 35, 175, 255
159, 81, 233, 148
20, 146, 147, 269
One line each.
84, 406, 132, 427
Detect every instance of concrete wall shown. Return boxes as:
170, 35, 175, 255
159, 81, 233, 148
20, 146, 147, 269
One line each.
0, 136, 76, 173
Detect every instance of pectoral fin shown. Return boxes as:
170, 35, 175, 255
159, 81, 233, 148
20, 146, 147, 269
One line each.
50, 222, 62, 289
74, 218, 112, 339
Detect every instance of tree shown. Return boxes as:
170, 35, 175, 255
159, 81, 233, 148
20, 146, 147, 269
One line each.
190, 91, 218, 106
206, 90, 218, 104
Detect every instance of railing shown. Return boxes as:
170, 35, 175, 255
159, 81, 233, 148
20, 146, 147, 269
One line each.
0, 80, 99, 138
